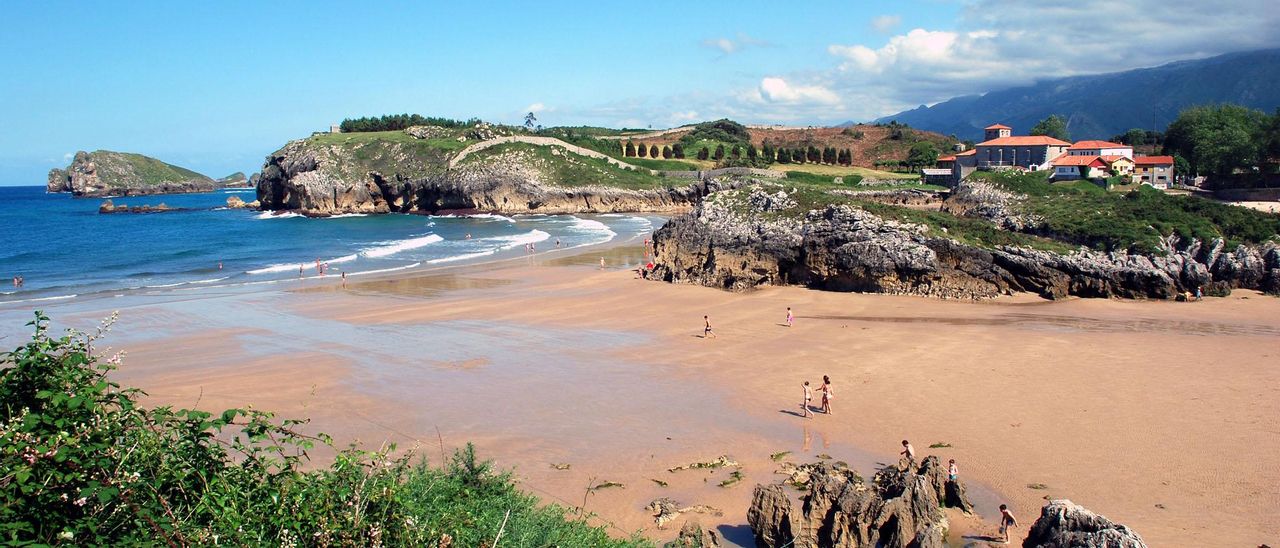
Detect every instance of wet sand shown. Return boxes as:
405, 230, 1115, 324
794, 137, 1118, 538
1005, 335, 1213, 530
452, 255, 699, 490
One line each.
6, 249, 1278, 546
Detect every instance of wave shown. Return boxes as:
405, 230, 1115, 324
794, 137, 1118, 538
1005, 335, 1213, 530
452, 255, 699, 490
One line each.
327, 253, 359, 264
246, 262, 305, 275
1, 294, 77, 305
469, 213, 515, 222
493, 229, 551, 250
323, 213, 368, 219
426, 250, 496, 265
142, 276, 230, 289
599, 213, 626, 217
564, 217, 617, 248
255, 211, 303, 220
346, 262, 422, 277
360, 234, 443, 258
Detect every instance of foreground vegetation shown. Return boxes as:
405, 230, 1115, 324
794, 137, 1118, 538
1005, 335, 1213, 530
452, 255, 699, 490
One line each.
0, 314, 643, 546
975, 171, 1280, 252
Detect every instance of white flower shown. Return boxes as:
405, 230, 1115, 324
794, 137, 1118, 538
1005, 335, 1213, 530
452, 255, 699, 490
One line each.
58, 531, 74, 540
73, 497, 87, 507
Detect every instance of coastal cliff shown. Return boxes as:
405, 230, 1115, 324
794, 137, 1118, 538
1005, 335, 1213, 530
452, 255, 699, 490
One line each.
255, 127, 712, 216
650, 181, 1280, 299
47, 151, 219, 197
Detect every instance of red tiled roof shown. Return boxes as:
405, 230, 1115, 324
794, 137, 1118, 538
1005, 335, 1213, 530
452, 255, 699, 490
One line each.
955, 149, 977, 156
984, 124, 1011, 130
1134, 155, 1174, 165
1069, 140, 1130, 150
1052, 155, 1106, 167
978, 136, 1072, 147
1099, 155, 1132, 163
937, 155, 956, 162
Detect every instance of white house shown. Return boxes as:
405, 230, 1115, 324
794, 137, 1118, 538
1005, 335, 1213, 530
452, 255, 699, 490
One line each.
1067, 140, 1133, 159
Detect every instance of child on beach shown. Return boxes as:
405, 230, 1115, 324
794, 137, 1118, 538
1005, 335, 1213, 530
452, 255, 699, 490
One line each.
703, 315, 716, 338
600, 257, 606, 270
786, 307, 794, 327
820, 375, 832, 414
801, 381, 813, 417
901, 440, 915, 463
999, 504, 1018, 543
948, 459, 958, 481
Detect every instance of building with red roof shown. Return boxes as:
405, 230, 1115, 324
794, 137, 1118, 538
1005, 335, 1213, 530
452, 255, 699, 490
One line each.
1133, 156, 1175, 189
971, 126, 1072, 171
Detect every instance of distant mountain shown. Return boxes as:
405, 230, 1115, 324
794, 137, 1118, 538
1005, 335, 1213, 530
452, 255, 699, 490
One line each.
874, 49, 1280, 141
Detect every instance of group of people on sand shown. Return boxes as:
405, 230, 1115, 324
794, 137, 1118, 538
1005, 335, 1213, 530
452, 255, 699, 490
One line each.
10, 276, 23, 288
799, 375, 833, 417
902, 439, 1018, 542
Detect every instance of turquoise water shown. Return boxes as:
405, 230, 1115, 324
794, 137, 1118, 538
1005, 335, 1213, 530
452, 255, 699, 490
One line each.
0, 186, 655, 304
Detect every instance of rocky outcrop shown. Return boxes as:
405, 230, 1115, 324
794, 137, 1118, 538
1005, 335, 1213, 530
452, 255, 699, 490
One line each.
1023, 500, 1147, 548
651, 185, 1280, 299
225, 195, 259, 209
746, 460, 956, 548
662, 520, 721, 548
98, 200, 179, 214
217, 172, 250, 187
48, 151, 219, 197
254, 135, 743, 217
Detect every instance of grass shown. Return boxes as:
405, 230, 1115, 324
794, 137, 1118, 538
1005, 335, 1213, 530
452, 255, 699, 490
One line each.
92, 151, 212, 185
717, 471, 745, 488
973, 170, 1280, 252
622, 157, 701, 171
466, 142, 674, 190
779, 162, 919, 180
928, 442, 953, 449
770, 451, 791, 461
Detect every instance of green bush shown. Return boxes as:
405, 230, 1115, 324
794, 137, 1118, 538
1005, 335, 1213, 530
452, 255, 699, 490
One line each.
0, 313, 641, 546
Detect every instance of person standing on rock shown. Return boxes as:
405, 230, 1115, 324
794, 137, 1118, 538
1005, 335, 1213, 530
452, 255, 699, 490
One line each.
901, 440, 915, 464
801, 381, 813, 417
999, 504, 1018, 543
703, 315, 716, 339
820, 375, 832, 414
948, 459, 958, 481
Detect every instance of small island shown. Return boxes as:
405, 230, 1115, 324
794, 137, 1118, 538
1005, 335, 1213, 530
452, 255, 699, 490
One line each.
47, 150, 233, 197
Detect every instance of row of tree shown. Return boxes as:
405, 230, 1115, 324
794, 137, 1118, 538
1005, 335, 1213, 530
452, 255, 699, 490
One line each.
1163, 104, 1280, 177
624, 142, 686, 159
338, 114, 476, 133
622, 141, 866, 166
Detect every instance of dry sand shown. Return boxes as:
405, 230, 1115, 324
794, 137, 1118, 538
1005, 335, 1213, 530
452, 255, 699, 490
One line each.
21, 250, 1280, 546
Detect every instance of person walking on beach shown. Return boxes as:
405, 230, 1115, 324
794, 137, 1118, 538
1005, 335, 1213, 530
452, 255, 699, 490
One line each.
786, 307, 794, 327
556, 238, 561, 248
999, 504, 1018, 543
820, 375, 832, 414
948, 459, 958, 481
801, 381, 813, 417
298, 265, 304, 279
341, 271, 346, 288
703, 315, 716, 339
1194, 286, 1203, 301
901, 440, 915, 464
600, 257, 606, 270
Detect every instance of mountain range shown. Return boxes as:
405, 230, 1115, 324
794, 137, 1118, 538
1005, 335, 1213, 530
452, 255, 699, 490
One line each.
873, 48, 1280, 142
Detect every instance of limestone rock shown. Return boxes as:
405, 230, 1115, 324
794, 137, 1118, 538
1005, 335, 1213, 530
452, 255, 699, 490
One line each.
1023, 500, 1147, 548
47, 150, 218, 197
226, 195, 246, 208
748, 460, 954, 548
663, 520, 720, 548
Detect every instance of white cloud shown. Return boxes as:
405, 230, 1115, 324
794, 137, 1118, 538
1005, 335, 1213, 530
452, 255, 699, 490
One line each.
810, 0, 1280, 120
524, 102, 547, 114
755, 77, 841, 106
870, 14, 901, 33
700, 33, 770, 56
62, 152, 73, 161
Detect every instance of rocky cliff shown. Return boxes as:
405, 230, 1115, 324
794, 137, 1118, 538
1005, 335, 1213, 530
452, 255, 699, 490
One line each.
1023, 500, 1147, 548
47, 151, 218, 197
255, 128, 716, 216
650, 183, 1280, 299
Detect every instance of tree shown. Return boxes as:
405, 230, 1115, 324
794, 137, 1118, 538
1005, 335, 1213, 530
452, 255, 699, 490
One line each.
907, 142, 939, 169
637, 143, 648, 157
672, 143, 685, 159
791, 148, 805, 164
1173, 155, 1191, 182
1029, 114, 1070, 141
662, 145, 672, 159
746, 144, 758, 160
624, 142, 636, 157
762, 142, 775, 164
1123, 128, 1147, 146
1164, 104, 1267, 176
649, 145, 659, 158
524, 112, 538, 132
822, 147, 836, 164
731, 145, 741, 159
713, 144, 726, 160
776, 147, 790, 164
697, 147, 710, 160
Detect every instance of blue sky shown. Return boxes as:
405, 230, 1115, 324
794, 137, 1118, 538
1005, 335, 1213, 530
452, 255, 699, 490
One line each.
1, 0, 1276, 185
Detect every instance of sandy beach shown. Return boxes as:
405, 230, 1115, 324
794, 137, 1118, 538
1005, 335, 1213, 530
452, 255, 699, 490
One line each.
4, 245, 1278, 546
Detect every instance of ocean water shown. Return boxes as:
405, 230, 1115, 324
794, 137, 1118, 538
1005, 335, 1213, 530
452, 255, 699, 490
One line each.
0, 186, 656, 305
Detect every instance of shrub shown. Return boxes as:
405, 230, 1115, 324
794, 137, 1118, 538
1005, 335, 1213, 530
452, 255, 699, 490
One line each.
0, 313, 638, 546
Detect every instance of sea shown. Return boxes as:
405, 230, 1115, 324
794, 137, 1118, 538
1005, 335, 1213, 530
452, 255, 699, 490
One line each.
0, 186, 658, 306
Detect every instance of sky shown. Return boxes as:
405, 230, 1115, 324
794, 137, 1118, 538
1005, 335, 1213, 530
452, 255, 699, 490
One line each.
2, 0, 1278, 185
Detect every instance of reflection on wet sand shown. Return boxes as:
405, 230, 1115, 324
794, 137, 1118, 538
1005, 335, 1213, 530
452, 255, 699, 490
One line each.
808, 312, 1280, 337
